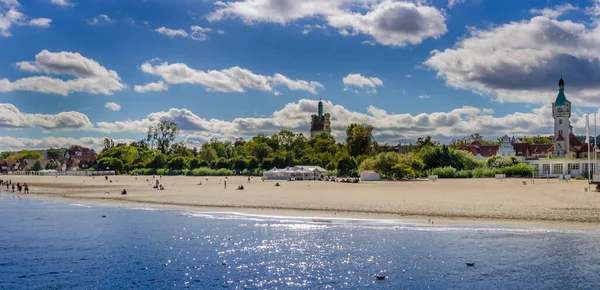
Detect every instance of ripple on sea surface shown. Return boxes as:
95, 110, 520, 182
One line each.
1, 194, 600, 289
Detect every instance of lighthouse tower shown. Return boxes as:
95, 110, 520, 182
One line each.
552, 77, 571, 158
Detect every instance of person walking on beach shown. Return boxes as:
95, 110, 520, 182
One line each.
23, 183, 28, 194
11, 184, 15, 192
224, 180, 227, 189
248, 177, 251, 183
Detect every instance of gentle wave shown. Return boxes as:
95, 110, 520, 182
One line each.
68, 203, 92, 208
179, 211, 600, 236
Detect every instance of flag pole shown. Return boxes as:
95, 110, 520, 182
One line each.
587, 114, 591, 190
595, 113, 597, 175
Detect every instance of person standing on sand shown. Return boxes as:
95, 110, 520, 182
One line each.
224, 180, 227, 189
248, 177, 250, 183
23, 183, 28, 194
11, 184, 15, 192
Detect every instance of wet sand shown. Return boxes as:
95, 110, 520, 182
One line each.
2, 175, 600, 228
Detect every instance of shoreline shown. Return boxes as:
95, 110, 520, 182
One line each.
4, 190, 600, 231
2, 175, 600, 230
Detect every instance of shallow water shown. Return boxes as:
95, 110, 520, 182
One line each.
2, 194, 600, 289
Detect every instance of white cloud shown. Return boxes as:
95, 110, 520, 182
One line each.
49, 0, 73, 7
87, 14, 111, 25
448, 0, 466, 8
405, 74, 412, 78
190, 25, 211, 40
155, 25, 215, 41
3, 50, 126, 96
29, 18, 51, 27
0, 136, 134, 152
0, 103, 93, 130
417, 94, 431, 99
0, 1, 24, 37
326, 1, 447, 47
4, 99, 595, 148
93, 99, 587, 144
424, 15, 600, 106
343, 73, 383, 93
140, 60, 323, 95
105, 102, 121, 111
155, 26, 188, 37
207, 0, 447, 47
134, 81, 168, 93
530, 4, 578, 19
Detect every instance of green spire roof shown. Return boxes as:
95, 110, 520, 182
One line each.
555, 77, 569, 106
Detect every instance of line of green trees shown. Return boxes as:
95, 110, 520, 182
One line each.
92, 120, 533, 178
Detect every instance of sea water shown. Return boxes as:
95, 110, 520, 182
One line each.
2, 194, 600, 289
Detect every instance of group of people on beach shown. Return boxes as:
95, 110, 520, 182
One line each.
0, 179, 29, 194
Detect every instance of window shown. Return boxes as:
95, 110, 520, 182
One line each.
553, 164, 563, 175
559, 119, 562, 124
568, 163, 580, 172
543, 164, 550, 174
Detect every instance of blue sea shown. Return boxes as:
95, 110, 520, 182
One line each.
2, 194, 600, 289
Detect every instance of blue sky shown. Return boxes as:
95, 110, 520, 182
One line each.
1, 0, 600, 151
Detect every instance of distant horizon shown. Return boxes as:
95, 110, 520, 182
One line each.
2, 0, 600, 151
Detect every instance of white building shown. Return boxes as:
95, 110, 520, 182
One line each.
497, 135, 516, 158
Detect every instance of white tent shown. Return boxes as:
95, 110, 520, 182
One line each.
262, 166, 328, 180
38, 169, 58, 176
360, 170, 380, 181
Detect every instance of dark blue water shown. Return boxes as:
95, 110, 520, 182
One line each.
2, 194, 600, 289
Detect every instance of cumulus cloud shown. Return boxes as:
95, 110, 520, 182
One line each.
530, 4, 578, 19
425, 15, 600, 106
134, 81, 168, 93
49, 0, 73, 7
326, 1, 447, 47
139, 60, 323, 95
343, 73, 383, 93
87, 14, 111, 25
0, 136, 134, 152
2, 50, 126, 96
93, 99, 587, 144
4, 99, 594, 148
1, 0, 51, 36
207, 0, 447, 47
29, 18, 51, 27
0, 103, 93, 130
105, 102, 121, 111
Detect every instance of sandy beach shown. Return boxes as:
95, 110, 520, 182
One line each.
2, 175, 600, 227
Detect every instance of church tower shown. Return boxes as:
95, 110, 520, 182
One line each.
552, 77, 571, 158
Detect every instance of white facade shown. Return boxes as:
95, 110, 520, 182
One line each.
526, 159, 598, 177
497, 135, 516, 158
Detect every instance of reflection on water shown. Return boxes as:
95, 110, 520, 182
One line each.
1, 194, 600, 289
